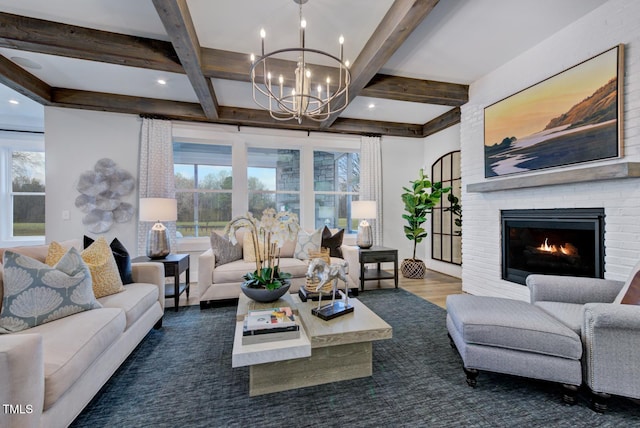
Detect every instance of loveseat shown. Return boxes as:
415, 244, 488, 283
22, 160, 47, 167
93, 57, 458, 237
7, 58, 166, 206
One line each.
0, 239, 164, 428
198, 228, 356, 306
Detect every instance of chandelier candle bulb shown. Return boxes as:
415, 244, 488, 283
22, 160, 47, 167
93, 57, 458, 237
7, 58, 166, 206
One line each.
249, 0, 350, 122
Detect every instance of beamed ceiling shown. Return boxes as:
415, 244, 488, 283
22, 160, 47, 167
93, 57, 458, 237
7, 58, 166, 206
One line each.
0, 0, 608, 137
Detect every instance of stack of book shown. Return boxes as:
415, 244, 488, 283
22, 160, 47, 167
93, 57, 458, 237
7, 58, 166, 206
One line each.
242, 306, 300, 345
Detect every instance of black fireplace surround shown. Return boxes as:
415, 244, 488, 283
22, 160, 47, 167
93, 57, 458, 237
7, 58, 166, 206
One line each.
501, 208, 605, 285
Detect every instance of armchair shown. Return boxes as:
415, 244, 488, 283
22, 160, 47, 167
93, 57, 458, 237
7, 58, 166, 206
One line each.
527, 262, 640, 412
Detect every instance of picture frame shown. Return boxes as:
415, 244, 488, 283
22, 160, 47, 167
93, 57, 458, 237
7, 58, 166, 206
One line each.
484, 44, 624, 178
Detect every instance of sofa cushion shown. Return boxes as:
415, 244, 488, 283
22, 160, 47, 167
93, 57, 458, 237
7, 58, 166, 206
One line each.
243, 231, 266, 263
0, 248, 101, 333
614, 259, 640, 304
279, 239, 296, 258
294, 228, 322, 260
47, 238, 125, 298
210, 232, 242, 266
446, 295, 582, 360
322, 227, 344, 258
84, 236, 134, 284
534, 301, 584, 335
15, 307, 126, 410
98, 283, 159, 330
0, 239, 80, 263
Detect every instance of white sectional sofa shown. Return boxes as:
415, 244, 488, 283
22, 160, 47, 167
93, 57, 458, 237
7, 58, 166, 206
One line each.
0, 240, 164, 428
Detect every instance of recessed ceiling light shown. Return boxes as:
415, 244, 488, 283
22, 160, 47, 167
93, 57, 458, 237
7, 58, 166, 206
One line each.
157, 79, 167, 85
368, 103, 375, 109
8, 99, 19, 105
10, 56, 42, 70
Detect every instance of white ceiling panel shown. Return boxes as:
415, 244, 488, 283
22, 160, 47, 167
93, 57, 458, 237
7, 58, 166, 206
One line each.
188, 0, 394, 65
0, 0, 168, 40
0, 48, 198, 103
340, 97, 451, 125
0, 83, 44, 132
383, 0, 608, 83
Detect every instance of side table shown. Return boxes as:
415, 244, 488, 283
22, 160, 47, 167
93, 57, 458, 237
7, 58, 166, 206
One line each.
358, 246, 399, 291
132, 254, 190, 312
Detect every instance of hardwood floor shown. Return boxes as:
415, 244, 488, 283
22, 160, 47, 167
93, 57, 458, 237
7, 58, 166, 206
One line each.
166, 269, 463, 310
357, 269, 463, 309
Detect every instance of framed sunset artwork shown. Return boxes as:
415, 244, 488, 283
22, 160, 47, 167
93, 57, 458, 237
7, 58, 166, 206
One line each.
484, 45, 624, 178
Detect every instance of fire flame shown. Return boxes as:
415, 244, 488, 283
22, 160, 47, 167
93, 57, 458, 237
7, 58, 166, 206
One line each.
538, 238, 576, 256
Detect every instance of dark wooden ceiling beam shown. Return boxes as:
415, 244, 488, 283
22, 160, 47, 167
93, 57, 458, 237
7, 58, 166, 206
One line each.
0, 55, 51, 104
421, 106, 460, 137
321, 0, 440, 128
362, 74, 468, 106
0, 12, 182, 73
51, 89, 206, 120
48, 88, 424, 137
152, 0, 219, 119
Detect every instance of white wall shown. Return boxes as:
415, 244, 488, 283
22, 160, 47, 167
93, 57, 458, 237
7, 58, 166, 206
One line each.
45, 108, 141, 254
461, 0, 640, 301
423, 124, 462, 278
380, 135, 427, 261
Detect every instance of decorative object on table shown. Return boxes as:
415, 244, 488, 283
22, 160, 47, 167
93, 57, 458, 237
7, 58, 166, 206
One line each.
300, 248, 338, 301
352, 200, 377, 249
75, 158, 135, 233
249, 0, 351, 124
401, 168, 450, 279
139, 197, 177, 259
225, 208, 300, 302
484, 45, 622, 178
306, 258, 353, 320
242, 307, 300, 345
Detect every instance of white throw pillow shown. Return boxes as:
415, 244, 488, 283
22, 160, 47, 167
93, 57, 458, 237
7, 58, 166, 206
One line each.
613, 258, 640, 304
294, 228, 322, 260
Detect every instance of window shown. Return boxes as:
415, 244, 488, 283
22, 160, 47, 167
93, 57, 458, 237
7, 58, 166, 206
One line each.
173, 142, 232, 237
313, 151, 359, 232
247, 147, 300, 217
431, 150, 461, 265
11, 150, 46, 237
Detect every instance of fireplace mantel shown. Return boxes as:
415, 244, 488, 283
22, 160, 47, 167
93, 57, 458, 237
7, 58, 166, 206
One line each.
467, 162, 640, 193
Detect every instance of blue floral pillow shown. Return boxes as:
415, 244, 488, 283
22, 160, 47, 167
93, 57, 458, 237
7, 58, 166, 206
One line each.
0, 248, 101, 333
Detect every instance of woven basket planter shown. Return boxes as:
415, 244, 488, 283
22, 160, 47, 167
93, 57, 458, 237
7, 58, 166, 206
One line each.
401, 259, 426, 279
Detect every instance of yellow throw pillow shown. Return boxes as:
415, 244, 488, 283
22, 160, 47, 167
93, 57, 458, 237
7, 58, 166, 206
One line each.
46, 237, 125, 298
243, 231, 266, 263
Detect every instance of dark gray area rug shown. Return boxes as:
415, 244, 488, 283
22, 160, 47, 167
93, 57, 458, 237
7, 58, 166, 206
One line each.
71, 289, 640, 427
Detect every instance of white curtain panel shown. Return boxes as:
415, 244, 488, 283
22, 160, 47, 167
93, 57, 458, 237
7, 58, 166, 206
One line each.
360, 135, 383, 246
137, 118, 176, 256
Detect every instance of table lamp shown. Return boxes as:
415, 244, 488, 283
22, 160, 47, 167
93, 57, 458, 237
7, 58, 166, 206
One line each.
139, 197, 177, 259
352, 200, 377, 249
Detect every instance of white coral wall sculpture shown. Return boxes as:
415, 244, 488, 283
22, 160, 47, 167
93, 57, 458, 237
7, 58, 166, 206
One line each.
75, 158, 135, 233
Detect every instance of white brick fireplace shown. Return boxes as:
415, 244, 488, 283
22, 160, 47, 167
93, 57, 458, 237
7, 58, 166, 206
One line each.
460, 0, 640, 301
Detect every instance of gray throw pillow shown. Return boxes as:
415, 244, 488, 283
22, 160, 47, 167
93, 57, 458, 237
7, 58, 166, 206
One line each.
210, 232, 243, 266
0, 248, 101, 333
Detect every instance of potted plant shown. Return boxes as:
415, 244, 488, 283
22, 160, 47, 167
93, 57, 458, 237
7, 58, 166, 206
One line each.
225, 208, 300, 302
401, 168, 450, 279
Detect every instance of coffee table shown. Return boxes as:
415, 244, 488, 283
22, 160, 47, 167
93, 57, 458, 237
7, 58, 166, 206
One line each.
233, 293, 392, 396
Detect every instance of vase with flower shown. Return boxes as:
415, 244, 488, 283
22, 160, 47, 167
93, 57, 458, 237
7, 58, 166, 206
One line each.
224, 208, 300, 302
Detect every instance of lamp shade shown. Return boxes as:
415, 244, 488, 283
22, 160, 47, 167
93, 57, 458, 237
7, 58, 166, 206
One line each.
139, 198, 177, 222
352, 200, 377, 219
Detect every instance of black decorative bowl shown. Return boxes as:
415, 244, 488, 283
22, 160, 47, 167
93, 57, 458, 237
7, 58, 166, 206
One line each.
240, 282, 291, 303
